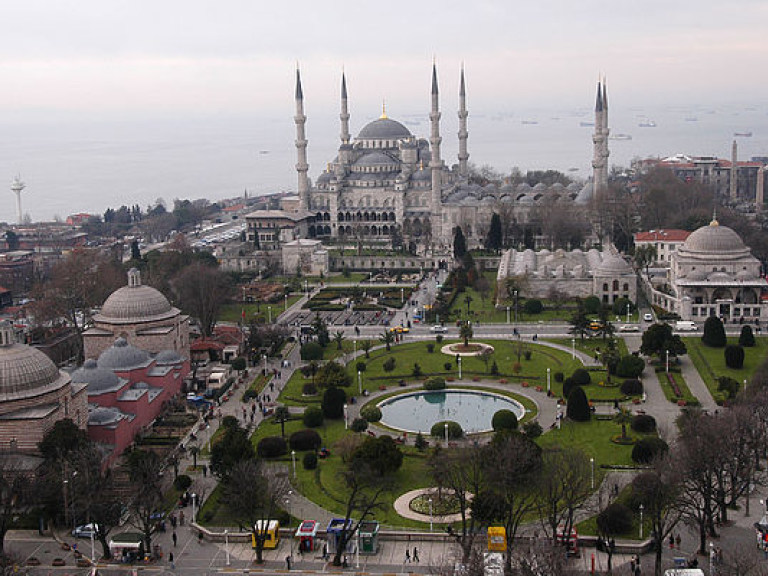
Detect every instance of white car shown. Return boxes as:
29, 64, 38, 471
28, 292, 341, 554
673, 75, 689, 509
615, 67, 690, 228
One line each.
643, 313, 654, 322
619, 325, 640, 332
430, 325, 447, 333
72, 523, 99, 538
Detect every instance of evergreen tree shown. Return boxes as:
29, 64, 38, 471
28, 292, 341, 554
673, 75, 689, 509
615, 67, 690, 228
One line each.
702, 316, 726, 348
453, 226, 467, 260
485, 213, 503, 252
566, 386, 591, 422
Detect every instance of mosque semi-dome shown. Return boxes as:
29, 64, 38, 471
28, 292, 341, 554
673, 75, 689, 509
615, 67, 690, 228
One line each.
680, 220, 747, 255
71, 359, 121, 394
97, 268, 176, 324
98, 338, 151, 371
0, 321, 70, 401
357, 118, 412, 140
155, 349, 184, 366
596, 254, 632, 275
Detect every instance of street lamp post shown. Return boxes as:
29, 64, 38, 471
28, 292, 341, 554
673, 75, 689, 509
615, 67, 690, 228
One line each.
191, 493, 197, 523
291, 450, 296, 478
263, 354, 267, 377
444, 422, 449, 444
353, 340, 357, 357
639, 504, 644, 539
709, 542, 714, 576
626, 303, 630, 323
358, 370, 362, 395
571, 338, 576, 360
547, 368, 551, 393
344, 404, 348, 429
63, 479, 69, 529
429, 498, 433, 532
268, 306, 272, 324
225, 529, 230, 565
401, 287, 404, 304
286, 494, 293, 562
284, 294, 288, 313
513, 290, 518, 323
506, 306, 510, 324
666, 349, 669, 374
590, 457, 595, 490
90, 529, 95, 563
458, 356, 462, 379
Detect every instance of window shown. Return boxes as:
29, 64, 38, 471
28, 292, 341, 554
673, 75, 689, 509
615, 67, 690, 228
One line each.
603, 283, 609, 291
612, 280, 619, 291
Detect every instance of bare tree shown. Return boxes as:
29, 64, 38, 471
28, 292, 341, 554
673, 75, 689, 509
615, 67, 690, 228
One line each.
126, 450, 165, 554
0, 463, 29, 556
173, 262, 233, 337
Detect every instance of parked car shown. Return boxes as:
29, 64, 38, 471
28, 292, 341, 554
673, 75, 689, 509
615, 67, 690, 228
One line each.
643, 313, 654, 322
72, 523, 99, 538
618, 325, 640, 332
430, 325, 447, 333
389, 326, 410, 333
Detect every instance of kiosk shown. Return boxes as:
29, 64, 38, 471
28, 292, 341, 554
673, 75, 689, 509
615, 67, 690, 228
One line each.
109, 532, 145, 563
295, 520, 319, 552
326, 518, 355, 554
487, 526, 506, 552
253, 520, 280, 549
358, 521, 380, 555
556, 526, 579, 557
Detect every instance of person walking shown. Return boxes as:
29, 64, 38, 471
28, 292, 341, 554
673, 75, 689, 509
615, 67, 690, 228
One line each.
168, 551, 175, 570
413, 547, 419, 562
405, 549, 410, 564
172, 531, 177, 547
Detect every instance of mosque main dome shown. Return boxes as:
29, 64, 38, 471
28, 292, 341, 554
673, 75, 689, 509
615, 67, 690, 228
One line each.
0, 321, 71, 402
96, 268, 177, 324
679, 220, 748, 256
357, 118, 412, 140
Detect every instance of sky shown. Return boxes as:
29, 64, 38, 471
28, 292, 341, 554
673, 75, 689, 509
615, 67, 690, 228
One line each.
3, 0, 768, 122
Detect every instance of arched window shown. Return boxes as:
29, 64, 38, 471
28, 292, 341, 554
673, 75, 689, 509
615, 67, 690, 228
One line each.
623, 283, 629, 292
612, 280, 619, 291
602, 283, 609, 291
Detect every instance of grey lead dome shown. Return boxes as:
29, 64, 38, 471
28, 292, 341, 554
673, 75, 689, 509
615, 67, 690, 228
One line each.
96, 268, 177, 324
681, 220, 747, 255
357, 118, 412, 140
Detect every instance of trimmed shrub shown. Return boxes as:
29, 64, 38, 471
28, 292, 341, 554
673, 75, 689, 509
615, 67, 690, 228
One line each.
615, 355, 645, 379
426, 343, 435, 353
412, 363, 423, 378
303, 452, 318, 470
523, 420, 543, 439
257, 436, 288, 458
584, 295, 601, 314
321, 387, 347, 419
562, 377, 578, 400
173, 474, 192, 491
702, 316, 727, 347
612, 297, 635, 316
383, 358, 396, 372
302, 383, 318, 396
350, 418, 368, 432
436, 335, 444, 344
631, 437, 669, 464
360, 406, 382, 423
631, 414, 657, 434
356, 361, 367, 373
724, 345, 745, 369
566, 386, 591, 422
302, 406, 324, 428
415, 432, 428, 451
492, 409, 519, 432
571, 368, 591, 387
739, 325, 756, 347
524, 350, 532, 361
289, 429, 322, 452
300, 342, 323, 361
597, 503, 633, 535
717, 376, 740, 399
491, 361, 499, 375
431, 420, 463, 440
523, 299, 543, 315
554, 371, 564, 383
424, 377, 446, 391
620, 379, 643, 396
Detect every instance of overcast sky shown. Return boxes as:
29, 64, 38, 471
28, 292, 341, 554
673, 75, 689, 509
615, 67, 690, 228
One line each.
2, 0, 767, 123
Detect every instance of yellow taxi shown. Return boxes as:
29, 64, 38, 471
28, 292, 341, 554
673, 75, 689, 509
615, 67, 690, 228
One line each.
389, 325, 410, 334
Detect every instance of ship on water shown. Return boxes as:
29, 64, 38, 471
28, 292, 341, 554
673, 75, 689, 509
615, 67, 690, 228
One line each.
734, 131, 753, 137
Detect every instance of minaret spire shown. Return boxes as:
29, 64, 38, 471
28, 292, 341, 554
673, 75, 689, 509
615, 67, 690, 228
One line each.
730, 140, 738, 200
294, 66, 310, 209
340, 71, 350, 145
458, 64, 469, 178
429, 62, 443, 246
591, 78, 610, 195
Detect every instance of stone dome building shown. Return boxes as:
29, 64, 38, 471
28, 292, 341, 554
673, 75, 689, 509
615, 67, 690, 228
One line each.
0, 321, 88, 458
643, 218, 768, 322
83, 268, 190, 361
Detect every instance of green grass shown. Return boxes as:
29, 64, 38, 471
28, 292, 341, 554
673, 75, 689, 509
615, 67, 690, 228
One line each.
537, 418, 637, 468
546, 337, 629, 358
685, 336, 768, 397
655, 368, 698, 405
219, 295, 303, 323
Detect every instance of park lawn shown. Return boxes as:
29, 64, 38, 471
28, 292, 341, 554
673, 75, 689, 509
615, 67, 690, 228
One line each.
654, 368, 698, 405
537, 418, 636, 468
218, 295, 303, 323
684, 336, 768, 396
545, 337, 629, 358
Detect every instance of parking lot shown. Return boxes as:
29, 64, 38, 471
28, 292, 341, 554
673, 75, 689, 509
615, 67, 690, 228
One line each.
282, 309, 396, 327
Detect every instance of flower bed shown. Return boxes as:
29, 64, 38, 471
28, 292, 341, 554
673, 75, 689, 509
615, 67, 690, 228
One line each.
667, 372, 682, 398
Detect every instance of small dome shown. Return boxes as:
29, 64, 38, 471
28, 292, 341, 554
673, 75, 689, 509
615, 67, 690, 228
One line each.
97, 269, 176, 324
0, 321, 69, 401
89, 406, 125, 426
708, 271, 732, 282
98, 338, 151, 371
357, 118, 412, 140
686, 269, 708, 281
155, 349, 183, 366
412, 167, 431, 181
736, 269, 755, 280
354, 151, 396, 166
71, 359, 122, 394
681, 220, 747, 254
596, 255, 631, 275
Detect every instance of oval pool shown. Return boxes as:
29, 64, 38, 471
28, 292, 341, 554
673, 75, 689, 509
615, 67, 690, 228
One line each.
377, 389, 526, 435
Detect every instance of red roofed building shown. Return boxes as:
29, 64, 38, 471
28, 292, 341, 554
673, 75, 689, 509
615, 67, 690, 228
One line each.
634, 229, 691, 266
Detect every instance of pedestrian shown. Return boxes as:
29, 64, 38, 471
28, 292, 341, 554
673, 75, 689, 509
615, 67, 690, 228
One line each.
202, 465, 207, 477
179, 511, 185, 526
669, 534, 675, 549
172, 531, 177, 547
676, 533, 681, 549
413, 547, 419, 562
286, 556, 292, 570
343, 555, 348, 568
169, 551, 175, 569
250, 412, 255, 423
630, 558, 636, 574
197, 531, 203, 544
405, 549, 410, 563
170, 514, 177, 529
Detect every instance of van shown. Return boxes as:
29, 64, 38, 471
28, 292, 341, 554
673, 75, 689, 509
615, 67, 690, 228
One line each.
665, 570, 704, 576
675, 321, 697, 332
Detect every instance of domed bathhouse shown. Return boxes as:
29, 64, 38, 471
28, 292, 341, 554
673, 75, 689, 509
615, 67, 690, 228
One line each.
642, 217, 768, 323
0, 320, 88, 468
83, 268, 190, 362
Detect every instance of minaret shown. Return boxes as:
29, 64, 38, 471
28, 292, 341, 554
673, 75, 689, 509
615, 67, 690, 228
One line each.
429, 63, 443, 245
602, 79, 610, 165
591, 79, 609, 194
730, 140, 738, 200
10, 175, 25, 225
457, 65, 469, 178
340, 72, 350, 146
294, 67, 310, 210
